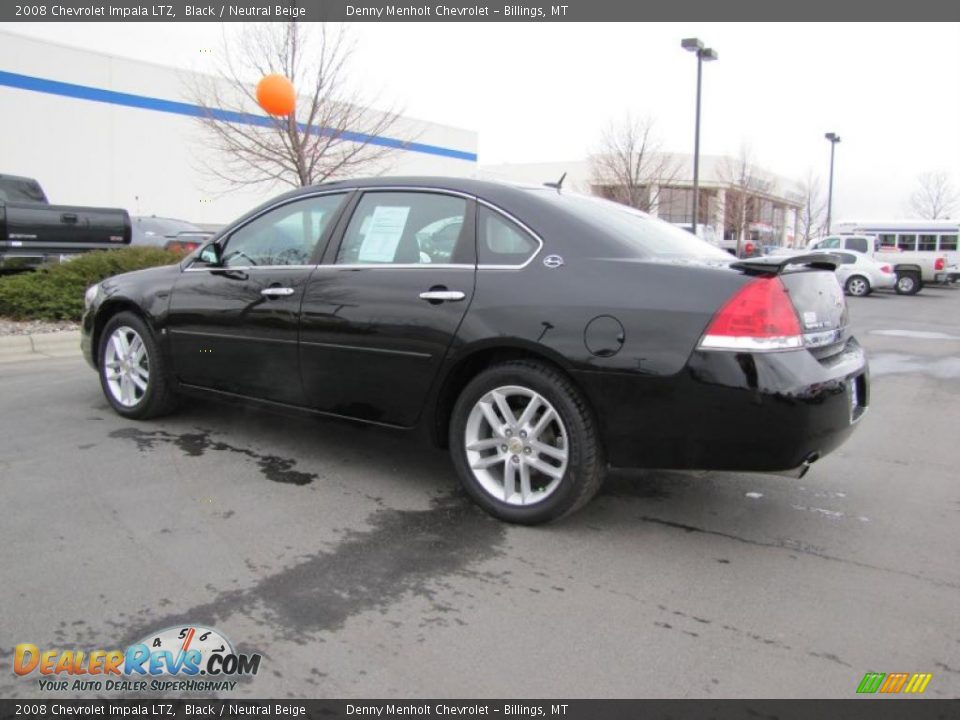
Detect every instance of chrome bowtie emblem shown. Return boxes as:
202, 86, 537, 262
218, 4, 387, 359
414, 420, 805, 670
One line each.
543, 254, 564, 269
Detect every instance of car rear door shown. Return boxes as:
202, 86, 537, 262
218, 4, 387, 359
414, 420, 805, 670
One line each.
298, 189, 477, 427
167, 191, 349, 405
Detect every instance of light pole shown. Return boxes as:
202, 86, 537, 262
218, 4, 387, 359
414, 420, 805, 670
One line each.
682, 37, 718, 237
824, 132, 841, 235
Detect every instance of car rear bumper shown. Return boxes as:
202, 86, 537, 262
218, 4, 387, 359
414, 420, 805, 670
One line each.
574, 339, 868, 473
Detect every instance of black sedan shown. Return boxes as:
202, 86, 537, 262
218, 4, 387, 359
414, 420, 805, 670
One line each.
81, 178, 868, 524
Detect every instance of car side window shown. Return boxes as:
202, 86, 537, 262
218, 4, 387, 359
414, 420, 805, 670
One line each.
336, 192, 469, 265
222, 194, 345, 268
819, 237, 841, 249
477, 207, 539, 265
846, 237, 869, 253
838, 253, 856, 264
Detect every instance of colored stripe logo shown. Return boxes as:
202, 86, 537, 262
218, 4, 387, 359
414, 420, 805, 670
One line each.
0, 70, 478, 162
857, 672, 932, 694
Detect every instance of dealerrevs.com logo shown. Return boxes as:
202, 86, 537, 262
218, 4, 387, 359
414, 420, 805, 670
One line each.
14, 625, 262, 693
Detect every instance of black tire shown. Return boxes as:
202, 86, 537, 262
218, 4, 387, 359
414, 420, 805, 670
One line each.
98, 311, 178, 419
449, 360, 604, 524
895, 271, 921, 295
844, 275, 871, 297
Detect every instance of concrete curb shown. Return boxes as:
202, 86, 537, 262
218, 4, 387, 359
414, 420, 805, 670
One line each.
0, 330, 81, 363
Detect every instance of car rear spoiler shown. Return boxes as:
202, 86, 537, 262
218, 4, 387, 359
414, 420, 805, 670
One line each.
730, 252, 841, 276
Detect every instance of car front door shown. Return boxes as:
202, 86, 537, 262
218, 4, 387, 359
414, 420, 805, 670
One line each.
299, 190, 477, 427
167, 192, 349, 405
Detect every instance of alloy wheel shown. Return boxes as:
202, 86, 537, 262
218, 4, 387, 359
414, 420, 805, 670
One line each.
103, 326, 150, 407
847, 277, 868, 296
897, 276, 916, 293
464, 385, 569, 506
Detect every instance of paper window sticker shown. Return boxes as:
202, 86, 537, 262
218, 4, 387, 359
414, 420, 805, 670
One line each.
358, 206, 411, 263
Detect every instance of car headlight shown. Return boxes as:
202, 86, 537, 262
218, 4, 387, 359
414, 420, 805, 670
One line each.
84, 284, 100, 311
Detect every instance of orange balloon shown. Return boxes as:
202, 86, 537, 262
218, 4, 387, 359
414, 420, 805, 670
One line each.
256, 74, 296, 116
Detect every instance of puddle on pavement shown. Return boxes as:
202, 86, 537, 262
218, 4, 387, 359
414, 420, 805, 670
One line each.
109, 427, 318, 486
868, 353, 960, 379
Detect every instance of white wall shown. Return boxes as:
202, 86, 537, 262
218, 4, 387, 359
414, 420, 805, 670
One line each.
0, 31, 478, 225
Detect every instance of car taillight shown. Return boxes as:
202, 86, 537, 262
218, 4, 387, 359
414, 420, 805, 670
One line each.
699, 277, 803, 352
935, 257, 945, 271
165, 241, 200, 254
880, 264, 893, 274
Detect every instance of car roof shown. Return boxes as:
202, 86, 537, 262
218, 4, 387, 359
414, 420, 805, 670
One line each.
221, 176, 570, 242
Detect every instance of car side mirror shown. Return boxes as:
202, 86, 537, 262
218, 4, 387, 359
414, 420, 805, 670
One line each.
197, 242, 222, 266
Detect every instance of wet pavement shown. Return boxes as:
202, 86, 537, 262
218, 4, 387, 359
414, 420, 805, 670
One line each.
1, 285, 958, 699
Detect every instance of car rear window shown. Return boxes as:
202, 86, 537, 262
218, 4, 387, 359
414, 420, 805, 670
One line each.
533, 190, 731, 260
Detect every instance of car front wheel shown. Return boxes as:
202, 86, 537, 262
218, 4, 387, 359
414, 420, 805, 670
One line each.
845, 275, 871, 297
895, 271, 921, 295
449, 361, 604, 524
98, 311, 178, 419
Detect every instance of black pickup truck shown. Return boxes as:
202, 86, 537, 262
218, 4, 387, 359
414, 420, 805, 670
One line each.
0, 174, 131, 271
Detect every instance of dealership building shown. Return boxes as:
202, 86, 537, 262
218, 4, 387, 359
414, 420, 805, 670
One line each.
0, 31, 478, 226
1, 30, 804, 245
481, 156, 806, 247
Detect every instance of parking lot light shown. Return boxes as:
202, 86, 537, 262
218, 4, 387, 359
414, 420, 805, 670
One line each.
825, 132, 841, 234
682, 38, 718, 236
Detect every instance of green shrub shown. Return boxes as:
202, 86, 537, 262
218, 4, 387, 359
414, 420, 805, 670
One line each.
0, 247, 181, 321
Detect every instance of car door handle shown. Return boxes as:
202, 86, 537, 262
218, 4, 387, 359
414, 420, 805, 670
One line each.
419, 290, 465, 302
261, 287, 295, 297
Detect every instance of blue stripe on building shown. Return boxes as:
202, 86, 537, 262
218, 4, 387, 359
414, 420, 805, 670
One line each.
0, 70, 477, 162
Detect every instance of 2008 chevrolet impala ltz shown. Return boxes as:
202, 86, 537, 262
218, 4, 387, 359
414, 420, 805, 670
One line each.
81, 178, 869, 523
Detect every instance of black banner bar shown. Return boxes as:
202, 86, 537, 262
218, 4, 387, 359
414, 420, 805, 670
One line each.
2, 0, 960, 22
1, 700, 959, 720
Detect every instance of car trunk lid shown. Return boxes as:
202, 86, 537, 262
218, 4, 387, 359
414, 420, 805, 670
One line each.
731, 253, 850, 359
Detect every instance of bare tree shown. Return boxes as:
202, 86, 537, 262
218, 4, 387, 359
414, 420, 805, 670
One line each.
717, 144, 764, 255
909, 171, 958, 219
797, 170, 826, 247
589, 114, 679, 212
189, 23, 409, 191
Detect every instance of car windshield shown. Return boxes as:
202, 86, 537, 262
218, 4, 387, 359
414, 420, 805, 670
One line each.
530, 190, 732, 260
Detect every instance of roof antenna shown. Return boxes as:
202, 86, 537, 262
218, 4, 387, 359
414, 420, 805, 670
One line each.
544, 172, 566, 191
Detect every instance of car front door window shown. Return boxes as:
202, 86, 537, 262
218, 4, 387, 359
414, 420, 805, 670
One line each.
222, 194, 345, 268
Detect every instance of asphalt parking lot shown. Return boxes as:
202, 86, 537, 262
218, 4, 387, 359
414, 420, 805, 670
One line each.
1, 286, 958, 700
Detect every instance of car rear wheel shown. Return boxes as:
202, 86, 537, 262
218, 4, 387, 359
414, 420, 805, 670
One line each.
449, 361, 604, 524
98, 311, 178, 419
845, 275, 871, 297
895, 271, 921, 295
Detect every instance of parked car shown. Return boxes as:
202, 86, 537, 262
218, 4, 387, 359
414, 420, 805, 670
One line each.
808, 234, 948, 295
0, 174, 130, 271
81, 178, 869, 524
807, 249, 896, 296
131, 216, 213, 255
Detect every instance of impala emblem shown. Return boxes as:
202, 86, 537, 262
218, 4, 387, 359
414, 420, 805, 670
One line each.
543, 254, 564, 269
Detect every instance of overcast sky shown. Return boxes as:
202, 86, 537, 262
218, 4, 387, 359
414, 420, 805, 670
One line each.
6, 21, 960, 219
